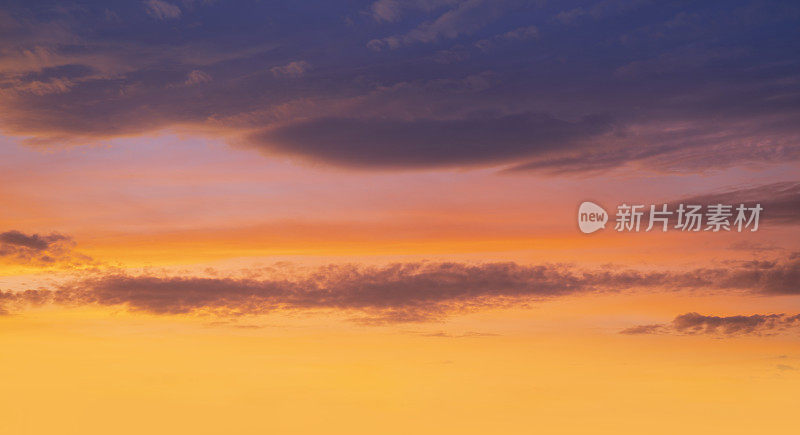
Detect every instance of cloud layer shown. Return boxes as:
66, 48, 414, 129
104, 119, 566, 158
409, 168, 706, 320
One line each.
2, 252, 798, 322
0, 1, 798, 171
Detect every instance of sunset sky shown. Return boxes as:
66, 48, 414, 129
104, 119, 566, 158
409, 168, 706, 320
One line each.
1, 1, 799, 433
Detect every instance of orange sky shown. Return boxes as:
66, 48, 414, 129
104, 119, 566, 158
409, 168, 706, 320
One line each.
2, 1, 800, 432
1, 131, 799, 434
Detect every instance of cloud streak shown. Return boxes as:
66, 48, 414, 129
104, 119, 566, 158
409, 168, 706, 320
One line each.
621, 312, 800, 336
367, 0, 509, 50
673, 182, 800, 226
2, 254, 798, 322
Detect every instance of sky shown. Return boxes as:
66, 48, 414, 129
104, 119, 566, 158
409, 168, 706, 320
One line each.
0, 1, 799, 434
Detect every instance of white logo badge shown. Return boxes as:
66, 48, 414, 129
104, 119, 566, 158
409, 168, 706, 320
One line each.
578, 201, 608, 234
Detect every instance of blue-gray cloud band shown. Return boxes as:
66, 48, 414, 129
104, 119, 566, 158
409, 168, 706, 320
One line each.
1, 1, 798, 172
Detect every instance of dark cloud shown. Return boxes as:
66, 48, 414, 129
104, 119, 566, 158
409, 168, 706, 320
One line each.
0, 1, 798, 171
509, 117, 800, 174
253, 113, 613, 168
1, 254, 799, 322
0, 230, 91, 267
0, 230, 65, 250
673, 182, 800, 226
621, 312, 800, 336
610, 181, 800, 232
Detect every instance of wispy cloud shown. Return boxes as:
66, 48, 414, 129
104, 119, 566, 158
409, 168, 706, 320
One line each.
270, 61, 310, 78
368, 0, 509, 50
621, 312, 800, 336
144, 0, 181, 20
368, 0, 460, 23
185, 69, 212, 85
673, 182, 800, 226
475, 25, 538, 51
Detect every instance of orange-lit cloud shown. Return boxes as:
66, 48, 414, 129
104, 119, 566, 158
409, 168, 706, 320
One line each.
621, 312, 800, 336
2, 247, 798, 322
0, 229, 92, 268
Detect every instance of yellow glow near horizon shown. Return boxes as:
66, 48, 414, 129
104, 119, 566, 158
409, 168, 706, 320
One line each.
1, 306, 799, 434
